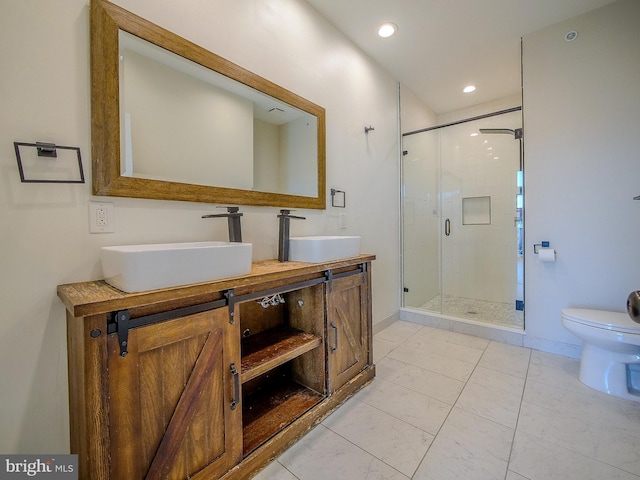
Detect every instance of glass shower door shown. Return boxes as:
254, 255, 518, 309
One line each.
401, 130, 441, 312
401, 109, 524, 329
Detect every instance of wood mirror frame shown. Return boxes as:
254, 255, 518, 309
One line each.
90, 0, 326, 209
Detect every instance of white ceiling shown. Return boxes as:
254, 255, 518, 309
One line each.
304, 0, 618, 114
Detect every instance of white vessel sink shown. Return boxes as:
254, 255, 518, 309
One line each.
289, 236, 361, 263
101, 241, 253, 293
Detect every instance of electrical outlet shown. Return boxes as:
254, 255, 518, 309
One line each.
96, 207, 108, 226
89, 202, 115, 233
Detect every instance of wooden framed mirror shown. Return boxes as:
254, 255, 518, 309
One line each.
91, 0, 326, 209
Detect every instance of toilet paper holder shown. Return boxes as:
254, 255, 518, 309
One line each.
533, 241, 550, 254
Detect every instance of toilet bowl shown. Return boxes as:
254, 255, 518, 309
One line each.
561, 308, 640, 402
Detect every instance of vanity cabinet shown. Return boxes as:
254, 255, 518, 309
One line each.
58, 256, 374, 480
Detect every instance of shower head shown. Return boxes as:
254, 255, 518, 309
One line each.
480, 128, 522, 140
480, 128, 523, 139
480, 128, 515, 135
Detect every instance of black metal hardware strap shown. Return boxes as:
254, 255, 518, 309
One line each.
225, 290, 236, 325
107, 297, 228, 357
114, 310, 130, 358
325, 263, 367, 292
324, 270, 333, 292
233, 276, 327, 304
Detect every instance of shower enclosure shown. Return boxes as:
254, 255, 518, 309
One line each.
401, 108, 524, 330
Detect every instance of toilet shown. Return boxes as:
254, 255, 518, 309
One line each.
561, 308, 640, 402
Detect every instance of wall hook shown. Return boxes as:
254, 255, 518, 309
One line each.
364, 125, 375, 134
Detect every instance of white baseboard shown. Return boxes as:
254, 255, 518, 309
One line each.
396, 307, 582, 359
373, 311, 399, 335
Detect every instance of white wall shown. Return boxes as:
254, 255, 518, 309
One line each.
437, 94, 522, 126
400, 86, 437, 134
0, 0, 400, 453
523, 0, 640, 353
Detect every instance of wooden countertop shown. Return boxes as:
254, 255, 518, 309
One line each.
58, 255, 375, 318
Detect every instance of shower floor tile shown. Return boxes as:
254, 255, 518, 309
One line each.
419, 294, 524, 329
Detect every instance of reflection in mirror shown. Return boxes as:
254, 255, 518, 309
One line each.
120, 31, 318, 197
91, 0, 325, 208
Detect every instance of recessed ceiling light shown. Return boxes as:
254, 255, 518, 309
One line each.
463, 85, 476, 93
378, 23, 397, 38
470, 133, 479, 137
565, 31, 578, 42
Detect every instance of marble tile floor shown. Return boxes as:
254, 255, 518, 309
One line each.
253, 320, 640, 480
419, 295, 524, 330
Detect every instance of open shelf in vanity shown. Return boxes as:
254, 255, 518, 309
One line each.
241, 363, 325, 455
237, 280, 327, 455
240, 327, 321, 383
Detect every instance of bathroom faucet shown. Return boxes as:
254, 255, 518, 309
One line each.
202, 206, 243, 242
277, 209, 305, 262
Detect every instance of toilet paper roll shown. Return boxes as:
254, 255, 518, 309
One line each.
538, 247, 556, 262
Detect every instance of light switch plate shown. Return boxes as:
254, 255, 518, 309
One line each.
339, 213, 348, 229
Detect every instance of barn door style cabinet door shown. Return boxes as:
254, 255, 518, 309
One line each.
108, 308, 242, 479
58, 256, 375, 480
326, 264, 372, 393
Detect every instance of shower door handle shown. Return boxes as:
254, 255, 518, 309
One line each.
445, 218, 451, 236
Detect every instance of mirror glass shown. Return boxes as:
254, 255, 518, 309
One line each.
91, 0, 326, 208
119, 31, 318, 197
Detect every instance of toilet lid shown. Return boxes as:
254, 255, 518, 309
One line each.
561, 308, 640, 333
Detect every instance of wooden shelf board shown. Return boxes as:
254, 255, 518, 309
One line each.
241, 327, 321, 384
242, 379, 324, 456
